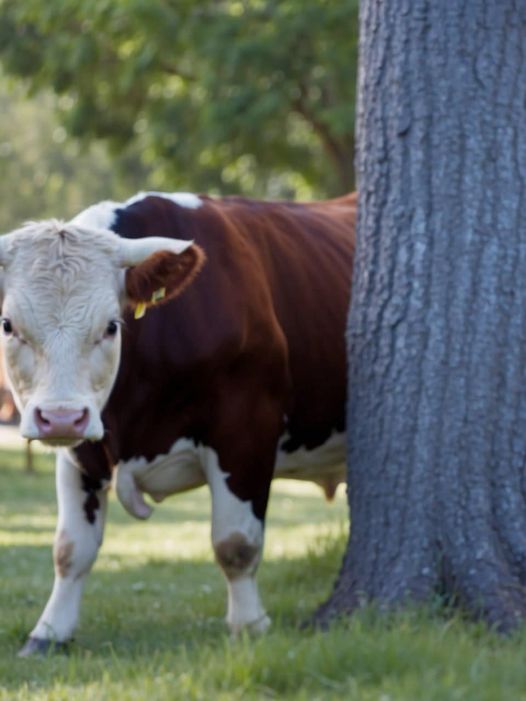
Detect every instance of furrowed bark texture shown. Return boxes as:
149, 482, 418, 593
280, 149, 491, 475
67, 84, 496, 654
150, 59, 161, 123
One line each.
318, 0, 526, 631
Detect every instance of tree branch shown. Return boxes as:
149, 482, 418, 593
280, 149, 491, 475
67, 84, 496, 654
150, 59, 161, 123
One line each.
292, 82, 353, 191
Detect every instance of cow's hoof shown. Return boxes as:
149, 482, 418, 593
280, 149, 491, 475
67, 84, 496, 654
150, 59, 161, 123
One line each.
18, 637, 69, 658
249, 613, 271, 634
229, 613, 271, 637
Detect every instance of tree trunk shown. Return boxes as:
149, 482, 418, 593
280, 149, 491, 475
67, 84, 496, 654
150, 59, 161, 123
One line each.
318, 0, 526, 631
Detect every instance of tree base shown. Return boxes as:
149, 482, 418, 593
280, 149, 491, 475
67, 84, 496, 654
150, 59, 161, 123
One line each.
315, 540, 526, 634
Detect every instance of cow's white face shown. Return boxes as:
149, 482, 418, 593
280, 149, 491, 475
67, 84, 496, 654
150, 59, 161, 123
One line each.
0, 220, 204, 447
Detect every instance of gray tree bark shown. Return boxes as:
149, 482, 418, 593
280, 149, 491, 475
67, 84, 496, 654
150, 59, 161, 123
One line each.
318, 0, 526, 631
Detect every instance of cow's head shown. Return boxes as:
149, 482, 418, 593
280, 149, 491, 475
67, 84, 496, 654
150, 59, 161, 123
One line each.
0, 220, 205, 447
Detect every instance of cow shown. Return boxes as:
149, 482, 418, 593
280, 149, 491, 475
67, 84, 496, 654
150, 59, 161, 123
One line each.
0, 190, 356, 655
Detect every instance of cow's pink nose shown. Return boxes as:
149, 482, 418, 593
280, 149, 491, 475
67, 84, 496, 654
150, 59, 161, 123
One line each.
34, 407, 90, 440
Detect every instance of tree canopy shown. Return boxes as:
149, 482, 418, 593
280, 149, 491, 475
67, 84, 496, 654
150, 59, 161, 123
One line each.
0, 0, 357, 199
0, 74, 147, 231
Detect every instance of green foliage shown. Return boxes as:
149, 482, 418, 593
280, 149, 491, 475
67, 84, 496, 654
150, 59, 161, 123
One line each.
0, 75, 148, 231
0, 0, 358, 199
2, 448, 526, 699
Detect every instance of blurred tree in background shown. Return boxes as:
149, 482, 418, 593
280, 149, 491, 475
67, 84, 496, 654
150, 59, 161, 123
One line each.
0, 0, 357, 207
0, 73, 149, 230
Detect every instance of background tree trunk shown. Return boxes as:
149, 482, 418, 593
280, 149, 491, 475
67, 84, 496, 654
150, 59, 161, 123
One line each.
318, 1, 526, 631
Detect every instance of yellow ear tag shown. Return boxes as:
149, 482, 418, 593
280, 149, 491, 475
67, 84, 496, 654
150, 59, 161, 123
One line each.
134, 302, 147, 320
151, 287, 166, 304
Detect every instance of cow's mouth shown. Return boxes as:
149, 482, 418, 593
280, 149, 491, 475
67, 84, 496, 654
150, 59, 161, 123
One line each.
37, 436, 86, 449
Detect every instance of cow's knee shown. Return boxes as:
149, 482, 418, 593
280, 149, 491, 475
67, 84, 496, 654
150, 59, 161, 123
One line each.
53, 527, 99, 579
214, 531, 260, 579
53, 531, 75, 578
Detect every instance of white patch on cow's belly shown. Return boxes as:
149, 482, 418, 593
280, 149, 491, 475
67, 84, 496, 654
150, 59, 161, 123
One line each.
115, 438, 206, 519
274, 431, 346, 481
124, 191, 202, 209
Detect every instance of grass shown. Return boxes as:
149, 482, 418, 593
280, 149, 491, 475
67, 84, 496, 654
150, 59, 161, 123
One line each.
0, 447, 526, 699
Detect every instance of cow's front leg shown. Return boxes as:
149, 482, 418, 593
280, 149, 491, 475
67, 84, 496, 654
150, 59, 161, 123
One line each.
19, 450, 108, 656
202, 447, 272, 635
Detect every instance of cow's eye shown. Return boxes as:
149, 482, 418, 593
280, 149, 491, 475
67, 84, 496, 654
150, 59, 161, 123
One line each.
104, 320, 119, 338
1, 318, 13, 335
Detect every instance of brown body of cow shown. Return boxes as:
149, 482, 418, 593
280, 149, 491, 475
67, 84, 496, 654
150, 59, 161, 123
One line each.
7, 191, 356, 655
80, 193, 355, 505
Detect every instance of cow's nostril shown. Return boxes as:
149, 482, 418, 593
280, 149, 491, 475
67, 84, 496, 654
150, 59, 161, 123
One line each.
35, 408, 51, 428
74, 408, 90, 429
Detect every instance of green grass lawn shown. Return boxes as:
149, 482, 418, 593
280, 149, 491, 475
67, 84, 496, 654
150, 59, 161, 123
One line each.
1, 446, 526, 700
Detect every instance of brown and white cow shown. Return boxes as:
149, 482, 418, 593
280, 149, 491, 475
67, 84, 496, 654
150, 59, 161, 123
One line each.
0, 191, 355, 655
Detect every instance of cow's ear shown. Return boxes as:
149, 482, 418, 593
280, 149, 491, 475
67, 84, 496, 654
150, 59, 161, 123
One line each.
124, 245, 206, 315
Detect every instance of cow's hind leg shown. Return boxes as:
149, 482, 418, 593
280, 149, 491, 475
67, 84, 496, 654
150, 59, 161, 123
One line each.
19, 451, 108, 656
203, 447, 272, 635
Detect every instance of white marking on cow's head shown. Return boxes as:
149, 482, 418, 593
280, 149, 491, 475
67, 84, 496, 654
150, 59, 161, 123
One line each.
0, 219, 205, 447
70, 200, 120, 229
124, 191, 202, 210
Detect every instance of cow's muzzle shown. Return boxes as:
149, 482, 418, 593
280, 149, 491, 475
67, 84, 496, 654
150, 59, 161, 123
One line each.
33, 407, 90, 441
